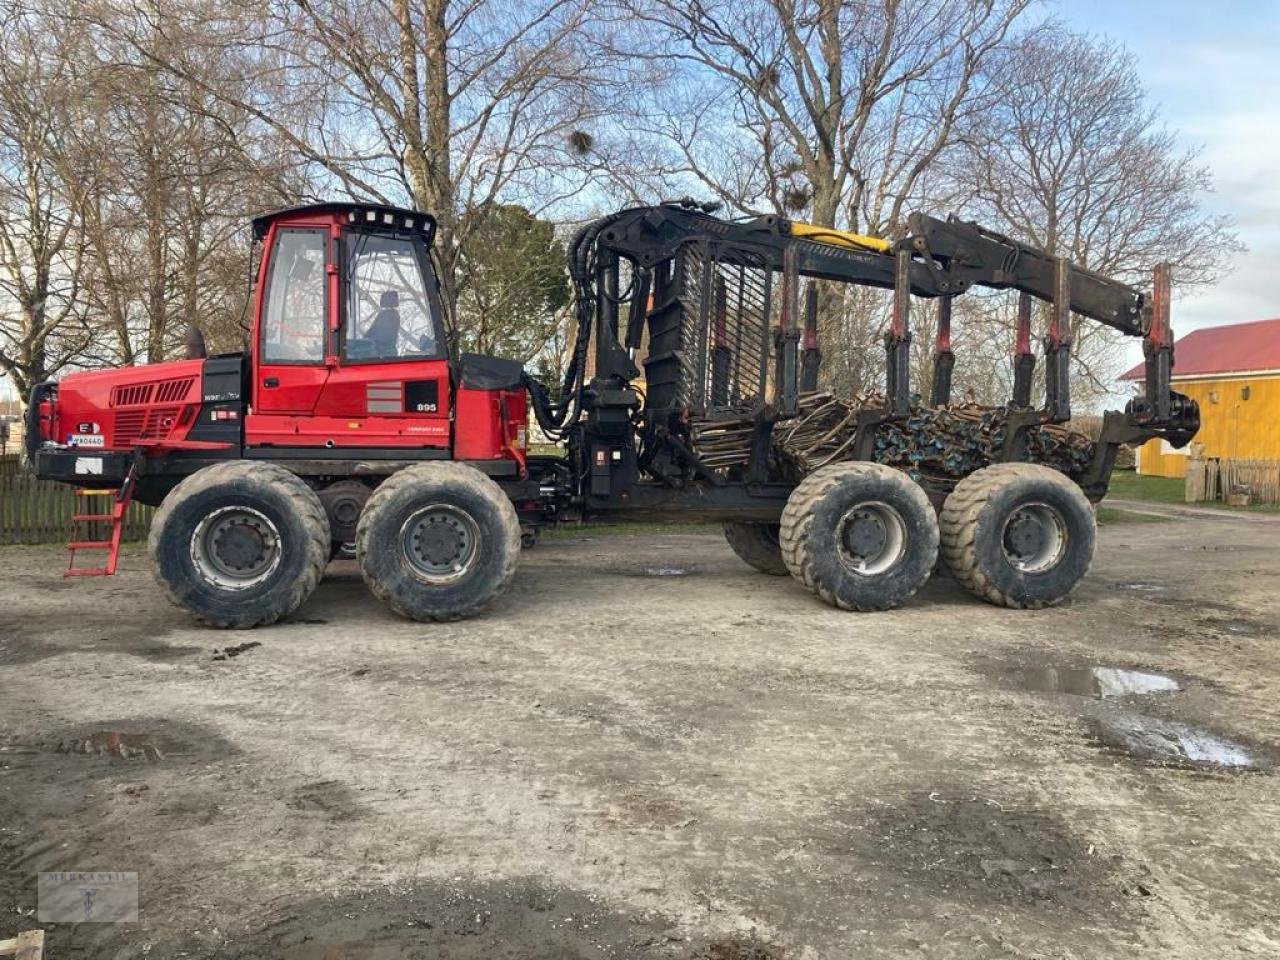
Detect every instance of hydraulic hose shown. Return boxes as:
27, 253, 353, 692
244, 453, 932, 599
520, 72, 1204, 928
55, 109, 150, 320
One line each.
527, 210, 633, 438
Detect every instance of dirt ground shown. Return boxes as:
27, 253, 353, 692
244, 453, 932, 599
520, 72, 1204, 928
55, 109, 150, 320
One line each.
2, 509, 1279, 959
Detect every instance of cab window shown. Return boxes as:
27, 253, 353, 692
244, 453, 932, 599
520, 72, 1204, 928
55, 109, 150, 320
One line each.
261, 229, 328, 363
345, 232, 440, 361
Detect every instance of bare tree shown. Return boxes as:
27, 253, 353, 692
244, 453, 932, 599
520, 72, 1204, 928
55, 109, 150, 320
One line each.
605, 0, 1029, 231
89, 0, 620, 339
0, 6, 97, 401
597, 0, 1031, 399
956, 26, 1237, 404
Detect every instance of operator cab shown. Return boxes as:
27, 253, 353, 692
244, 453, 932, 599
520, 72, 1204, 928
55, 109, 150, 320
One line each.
28, 200, 527, 499
245, 203, 457, 451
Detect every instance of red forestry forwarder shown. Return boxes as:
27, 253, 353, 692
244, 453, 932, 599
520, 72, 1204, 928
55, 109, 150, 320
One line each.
27, 200, 1198, 627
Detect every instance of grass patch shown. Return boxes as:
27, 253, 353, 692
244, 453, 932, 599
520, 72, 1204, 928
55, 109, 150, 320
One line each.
1095, 506, 1170, 525
1104, 470, 1184, 504
1105, 469, 1280, 513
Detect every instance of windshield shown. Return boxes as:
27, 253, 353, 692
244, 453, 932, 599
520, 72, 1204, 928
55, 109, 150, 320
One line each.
345, 231, 440, 361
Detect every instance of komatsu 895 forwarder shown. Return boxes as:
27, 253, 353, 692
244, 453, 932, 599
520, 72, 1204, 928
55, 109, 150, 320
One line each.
26, 200, 1198, 627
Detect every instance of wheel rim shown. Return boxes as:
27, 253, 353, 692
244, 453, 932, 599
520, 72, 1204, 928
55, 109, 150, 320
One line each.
836, 501, 907, 575
1001, 501, 1067, 573
400, 504, 480, 583
190, 506, 282, 590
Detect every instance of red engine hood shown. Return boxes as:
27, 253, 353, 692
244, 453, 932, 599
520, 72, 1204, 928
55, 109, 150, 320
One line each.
52, 359, 206, 450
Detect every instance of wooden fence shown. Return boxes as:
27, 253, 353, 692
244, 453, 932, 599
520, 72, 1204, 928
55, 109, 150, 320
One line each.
0, 455, 155, 545
1186, 456, 1280, 504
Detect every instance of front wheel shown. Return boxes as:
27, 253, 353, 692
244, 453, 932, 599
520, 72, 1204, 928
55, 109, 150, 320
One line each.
779, 462, 938, 611
148, 462, 330, 628
939, 463, 1095, 608
356, 462, 520, 622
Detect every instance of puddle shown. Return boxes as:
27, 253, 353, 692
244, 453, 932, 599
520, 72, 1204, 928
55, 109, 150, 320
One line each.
0, 633, 197, 666
288, 779, 363, 821
212, 641, 261, 661
1021, 666, 1179, 699
56, 730, 172, 762
47, 719, 235, 768
1113, 581, 1169, 595
157, 877, 684, 960
835, 791, 1110, 910
1199, 616, 1262, 636
1090, 713, 1261, 770
643, 566, 692, 577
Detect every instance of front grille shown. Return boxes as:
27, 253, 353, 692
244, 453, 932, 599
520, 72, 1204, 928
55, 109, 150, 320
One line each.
111, 377, 193, 407
113, 406, 182, 445
111, 383, 153, 406
113, 410, 145, 443
155, 377, 194, 403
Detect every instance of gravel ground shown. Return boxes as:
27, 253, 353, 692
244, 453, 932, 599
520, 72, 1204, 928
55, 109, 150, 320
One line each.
1, 510, 1278, 959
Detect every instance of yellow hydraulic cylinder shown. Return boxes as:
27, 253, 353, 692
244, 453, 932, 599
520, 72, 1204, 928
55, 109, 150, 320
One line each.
785, 221, 892, 254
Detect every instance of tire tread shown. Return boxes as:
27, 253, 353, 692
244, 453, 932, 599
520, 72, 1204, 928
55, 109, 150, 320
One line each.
939, 462, 1093, 609
779, 461, 937, 611
148, 461, 329, 628
356, 461, 520, 622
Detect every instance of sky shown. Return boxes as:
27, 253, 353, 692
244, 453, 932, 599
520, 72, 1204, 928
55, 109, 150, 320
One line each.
1055, 0, 1280, 360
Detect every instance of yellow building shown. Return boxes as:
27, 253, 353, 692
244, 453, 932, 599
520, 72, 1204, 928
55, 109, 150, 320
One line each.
1121, 317, 1280, 478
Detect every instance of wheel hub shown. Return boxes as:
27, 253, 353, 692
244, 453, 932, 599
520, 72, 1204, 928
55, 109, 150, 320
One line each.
191, 506, 282, 589
843, 510, 888, 559
1001, 502, 1067, 574
213, 522, 268, 571
1005, 513, 1046, 557
401, 505, 479, 583
836, 501, 907, 576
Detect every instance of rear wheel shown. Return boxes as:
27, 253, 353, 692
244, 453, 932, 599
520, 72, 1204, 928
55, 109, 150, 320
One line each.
356, 462, 520, 622
940, 463, 1095, 608
723, 521, 788, 576
148, 462, 330, 628
779, 462, 938, 611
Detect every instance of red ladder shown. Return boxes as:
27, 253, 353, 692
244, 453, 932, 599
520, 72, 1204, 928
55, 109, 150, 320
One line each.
65, 467, 137, 578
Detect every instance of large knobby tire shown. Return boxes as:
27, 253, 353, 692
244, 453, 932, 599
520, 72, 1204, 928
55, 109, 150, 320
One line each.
723, 521, 788, 576
940, 463, 1096, 609
148, 462, 330, 628
779, 462, 939, 611
356, 462, 520, 622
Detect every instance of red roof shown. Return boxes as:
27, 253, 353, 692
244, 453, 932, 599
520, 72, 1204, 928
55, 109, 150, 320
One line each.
1119, 317, 1280, 380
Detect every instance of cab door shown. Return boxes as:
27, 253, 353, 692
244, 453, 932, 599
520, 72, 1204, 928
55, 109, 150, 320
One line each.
308, 228, 451, 450
253, 227, 332, 416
